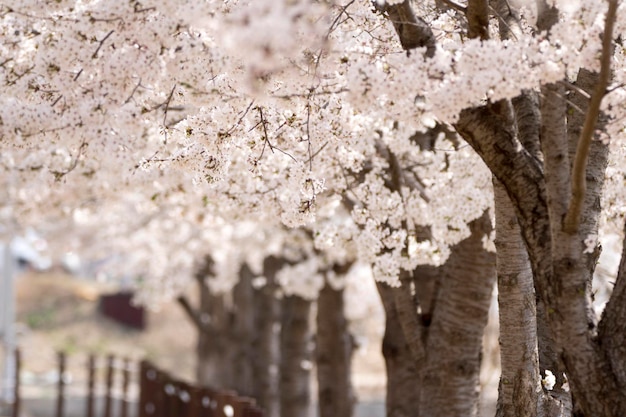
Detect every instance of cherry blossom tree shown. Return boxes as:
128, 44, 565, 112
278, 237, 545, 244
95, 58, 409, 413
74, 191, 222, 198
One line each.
2, 0, 626, 417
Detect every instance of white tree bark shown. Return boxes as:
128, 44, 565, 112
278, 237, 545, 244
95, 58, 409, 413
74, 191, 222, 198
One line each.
493, 180, 541, 417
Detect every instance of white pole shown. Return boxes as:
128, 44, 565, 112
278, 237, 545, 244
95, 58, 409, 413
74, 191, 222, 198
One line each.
1, 242, 16, 405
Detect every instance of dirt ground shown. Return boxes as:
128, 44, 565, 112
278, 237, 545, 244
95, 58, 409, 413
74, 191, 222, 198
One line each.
2, 269, 499, 417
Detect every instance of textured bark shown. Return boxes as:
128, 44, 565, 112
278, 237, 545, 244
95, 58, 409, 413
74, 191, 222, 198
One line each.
599, 222, 626, 391
393, 270, 425, 365
376, 213, 495, 417
456, 101, 626, 416
252, 256, 283, 417
563, 0, 616, 233
420, 211, 496, 417
377, 1, 626, 414
376, 282, 421, 417
557, 68, 616, 415
568, 69, 611, 248
455, 106, 553, 295
279, 295, 312, 417
493, 16, 545, 415
493, 180, 541, 417
374, 0, 435, 56
496, 0, 523, 41
538, 81, 572, 409
467, 0, 489, 40
316, 283, 355, 417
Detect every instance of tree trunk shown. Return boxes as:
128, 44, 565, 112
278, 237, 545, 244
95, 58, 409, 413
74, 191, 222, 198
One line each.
316, 282, 355, 417
252, 256, 283, 417
419, 211, 496, 417
377, 0, 626, 414
493, 180, 542, 417
376, 282, 421, 417
598, 221, 626, 390
375, 211, 495, 417
196, 282, 233, 388
231, 263, 256, 397
279, 294, 312, 417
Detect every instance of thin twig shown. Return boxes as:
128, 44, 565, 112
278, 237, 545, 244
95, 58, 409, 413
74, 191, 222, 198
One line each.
50, 139, 88, 181
51, 95, 63, 107
257, 107, 297, 163
162, 84, 176, 144
305, 95, 313, 171
92, 30, 114, 59
304, 142, 329, 166
124, 78, 142, 104
226, 100, 255, 135
564, 0, 617, 234
326, 0, 356, 38
7, 65, 34, 86
271, 87, 349, 100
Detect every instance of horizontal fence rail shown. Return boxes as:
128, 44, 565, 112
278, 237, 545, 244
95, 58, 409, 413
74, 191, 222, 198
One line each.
138, 361, 263, 417
5, 349, 263, 417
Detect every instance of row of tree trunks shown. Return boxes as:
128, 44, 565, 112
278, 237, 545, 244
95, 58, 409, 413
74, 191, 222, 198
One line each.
183, 255, 356, 417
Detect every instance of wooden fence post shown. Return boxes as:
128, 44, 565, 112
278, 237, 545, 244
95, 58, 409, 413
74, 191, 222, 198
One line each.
196, 387, 217, 417
86, 354, 96, 417
161, 373, 176, 417
120, 357, 131, 417
138, 361, 165, 417
56, 351, 66, 417
104, 354, 114, 417
216, 391, 238, 417
11, 348, 20, 417
186, 386, 203, 417
138, 361, 148, 417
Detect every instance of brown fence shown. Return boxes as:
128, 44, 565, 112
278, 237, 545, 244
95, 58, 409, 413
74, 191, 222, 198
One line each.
138, 361, 263, 417
6, 348, 263, 417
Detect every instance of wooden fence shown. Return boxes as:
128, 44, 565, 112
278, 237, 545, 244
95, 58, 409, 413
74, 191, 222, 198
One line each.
138, 361, 263, 417
5, 348, 263, 417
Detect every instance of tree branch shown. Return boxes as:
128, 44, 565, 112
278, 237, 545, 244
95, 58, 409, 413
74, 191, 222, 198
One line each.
563, 0, 617, 234
466, 0, 489, 40
92, 30, 114, 59
374, 0, 436, 56
176, 295, 208, 333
